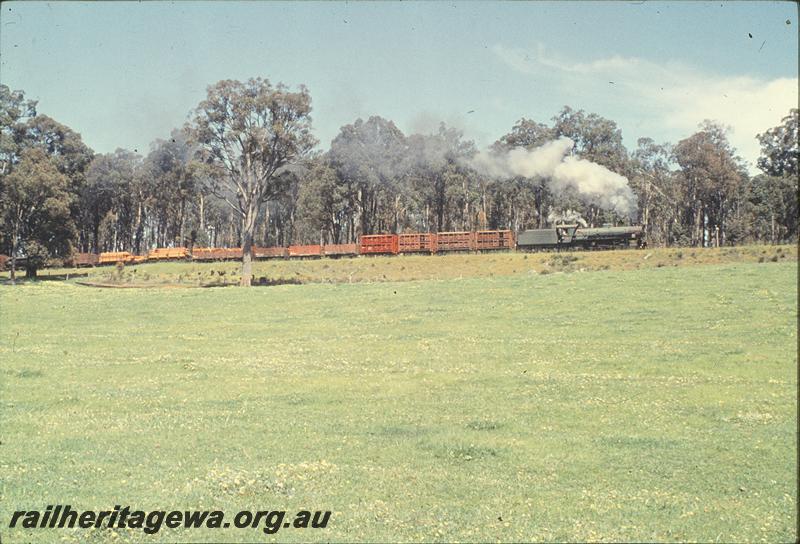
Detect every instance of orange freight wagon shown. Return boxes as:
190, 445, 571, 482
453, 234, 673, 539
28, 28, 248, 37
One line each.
435, 231, 475, 252
147, 247, 189, 260
99, 251, 135, 264
288, 245, 322, 257
191, 247, 213, 261
359, 234, 399, 255
220, 248, 243, 260
322, 244, 358, 257
398, 233, 437, 254
254, 246, 289, 259
474, 230, 514, 250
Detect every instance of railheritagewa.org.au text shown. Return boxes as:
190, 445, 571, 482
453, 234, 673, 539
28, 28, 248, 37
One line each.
9, 505, 331, 535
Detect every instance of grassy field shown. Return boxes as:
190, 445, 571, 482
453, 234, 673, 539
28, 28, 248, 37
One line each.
0, 256, 796, 542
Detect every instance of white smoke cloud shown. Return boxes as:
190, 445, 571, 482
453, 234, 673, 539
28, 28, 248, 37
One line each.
471, 138, 573, 179
553, 155, 636, 217
470, 137, 638, 217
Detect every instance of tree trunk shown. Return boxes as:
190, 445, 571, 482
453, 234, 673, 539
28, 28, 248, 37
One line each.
93, 221, 100, 254
770, 212, 776, 244
134, 201, 143, 255
177, 198, 186, 246
240, 201, 259, 287
693, 200, 703, 247
355, 187, 364, 238
263, 206, 269, 246
9, 217, 19, 285
199, 193, 205, 232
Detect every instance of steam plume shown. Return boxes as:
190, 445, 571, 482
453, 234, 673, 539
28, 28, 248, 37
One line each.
547, 208, 588, 227
471, 137, 637, 218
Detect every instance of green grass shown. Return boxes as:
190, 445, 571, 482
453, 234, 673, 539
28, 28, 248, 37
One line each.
0, 260, 796, 542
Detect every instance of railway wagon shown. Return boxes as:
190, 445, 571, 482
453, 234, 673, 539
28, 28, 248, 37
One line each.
254, 246, 288, 259
147, 247, 190, 261
360, 234, 399, 255
322, 244, 358, 257
288, 244, 322, 257
436, 231, 474, 252
475, 230, 514, 251
98, 251, 136, 265
192, 247, 243, 261
398, 233, 437, 254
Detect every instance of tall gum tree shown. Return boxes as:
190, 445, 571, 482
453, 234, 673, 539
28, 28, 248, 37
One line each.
187, 78, 317, 286
1, 148, 75, 281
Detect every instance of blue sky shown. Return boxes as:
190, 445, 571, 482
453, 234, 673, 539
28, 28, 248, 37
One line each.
1, 1, 797, 171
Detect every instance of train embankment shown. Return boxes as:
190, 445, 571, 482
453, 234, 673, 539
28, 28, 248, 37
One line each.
0, 243, 795, 287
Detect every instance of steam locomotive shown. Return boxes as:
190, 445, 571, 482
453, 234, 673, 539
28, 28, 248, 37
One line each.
516, 224, 645, 251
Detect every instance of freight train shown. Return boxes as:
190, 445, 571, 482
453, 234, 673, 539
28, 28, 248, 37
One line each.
60, 225, 643, 267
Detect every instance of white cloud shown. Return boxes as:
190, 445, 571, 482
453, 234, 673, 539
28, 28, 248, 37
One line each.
492, 44, 798, 172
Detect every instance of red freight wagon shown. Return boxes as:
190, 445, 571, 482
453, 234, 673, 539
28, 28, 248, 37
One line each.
398, 233, 437, 254
254, 246, 289, 259
436, 231, 475, 252
288, 245, 322, 257
474, 230, 515, 250
322, 244, 358, 257
191, 247, 242, 261
359, 234, 399, 255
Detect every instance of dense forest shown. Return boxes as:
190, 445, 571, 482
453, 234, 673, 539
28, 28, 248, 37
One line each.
1, 79, 797, 281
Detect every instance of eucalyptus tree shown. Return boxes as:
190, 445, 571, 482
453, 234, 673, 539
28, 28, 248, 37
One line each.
757, 108, 799, 178
187, 78, 317, 286
405, 124, 477, 232
296, 158, 350, 244
674, 121, 746, 247
83, 149, 141, 252
328, 116, 408, 238
143, 131, 197, 248
0, 149, 75, 281
0, 84, 37, 176
753, 109, 799, 242
630, 138, 680, 245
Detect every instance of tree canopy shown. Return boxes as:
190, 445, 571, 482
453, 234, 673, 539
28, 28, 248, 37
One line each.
1, 79, 797, 284
1, 148, 75, 279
